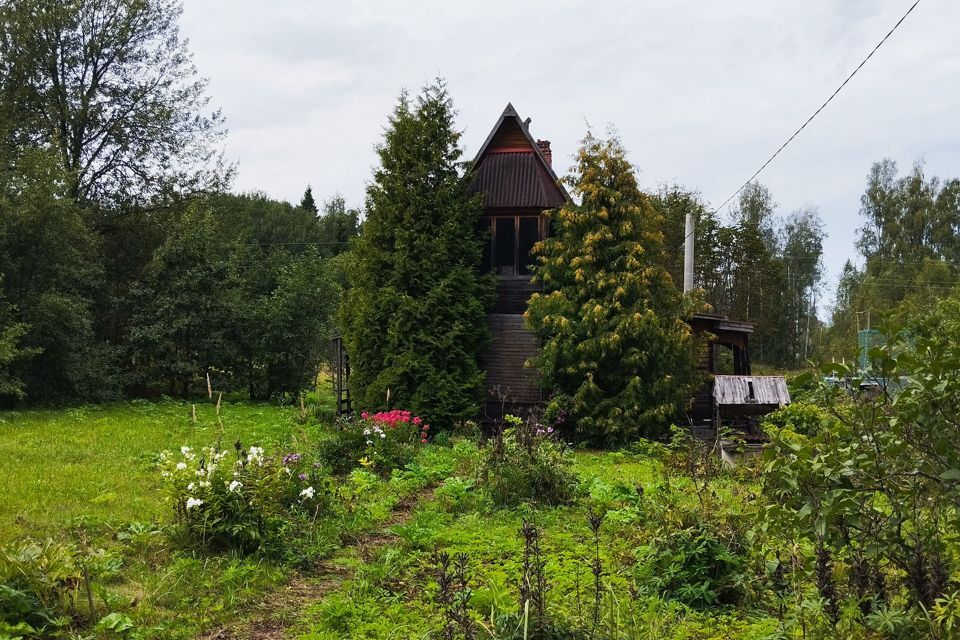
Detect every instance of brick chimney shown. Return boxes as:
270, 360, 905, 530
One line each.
536, 139, 552, 167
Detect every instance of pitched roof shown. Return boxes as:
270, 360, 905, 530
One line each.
468, 103, 569, 209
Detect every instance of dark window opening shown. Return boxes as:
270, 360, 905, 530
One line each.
482, 215, 543, 278
495, 217, 516, 276
518, 217, 539, 275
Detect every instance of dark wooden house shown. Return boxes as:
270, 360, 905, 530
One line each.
468, 104, 568, 421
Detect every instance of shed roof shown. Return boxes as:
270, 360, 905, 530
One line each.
713, 375, 791, 406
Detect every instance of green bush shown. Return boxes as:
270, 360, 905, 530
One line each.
479, 415, 579, 507
0, 538, 82, 635
317, 410, 429, 475
159, 443, 333, 555
633, 526, 745, 608
761, 401, 834, 437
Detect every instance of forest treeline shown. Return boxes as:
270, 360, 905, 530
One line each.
3, 0, 960, 407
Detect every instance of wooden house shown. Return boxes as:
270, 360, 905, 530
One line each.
467, 104, 568, 421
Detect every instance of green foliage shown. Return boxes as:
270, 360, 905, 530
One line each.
0, 0, 227, 204
653, 182, 826, 368
0, 286, 31, 401
339, 81, 495, 428
316, 410, 429, 475
0, 148, 118, 403
634, 526, 745, 607
159, 443, 333, 555
526, 133, 701, 444
0, 538, 83, 633
760, 401, 835, 437
825, 159, 960, 360
479, 415, 578, 507
130, 199, 341, 399
762, 300, 960, 633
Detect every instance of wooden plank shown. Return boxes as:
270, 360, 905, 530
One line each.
712, 375, 790, 406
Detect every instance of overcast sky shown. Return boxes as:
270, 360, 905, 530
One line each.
179, 0, 959, 315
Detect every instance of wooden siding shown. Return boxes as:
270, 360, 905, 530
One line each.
489, 118, 533, 150
483, 314, 542, 411
713, 375, 791, 406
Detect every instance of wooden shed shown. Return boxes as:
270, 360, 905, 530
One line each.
686, 312, 790, 437
468, 104, 568, 421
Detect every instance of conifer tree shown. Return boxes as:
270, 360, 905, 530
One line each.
339, 82, 494, 427
300, 185, 319, 214
526, 133, 700, 443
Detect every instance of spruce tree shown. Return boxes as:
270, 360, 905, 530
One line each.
340, 82, 494, 427
526, 133, 700, 444
300, 185, 319, 214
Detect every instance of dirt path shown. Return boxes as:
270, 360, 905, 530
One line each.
198, 497, 420, 640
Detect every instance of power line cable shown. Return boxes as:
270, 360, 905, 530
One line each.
705, 0, 923, 224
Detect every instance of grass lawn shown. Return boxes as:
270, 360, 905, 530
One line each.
0, 398, 301, 542
2, 400, 784, 639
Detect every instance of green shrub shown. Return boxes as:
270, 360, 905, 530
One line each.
0, 538, 82, 635
633, 526, 745, 608
317, 410, 429, 475
761, 401, 834, 437
479, 415, 578, 507
159, 443, 333, 555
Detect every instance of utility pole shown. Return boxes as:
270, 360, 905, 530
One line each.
683, 212, 695, 293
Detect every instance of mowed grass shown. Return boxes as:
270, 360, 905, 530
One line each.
0, 397, 300, 541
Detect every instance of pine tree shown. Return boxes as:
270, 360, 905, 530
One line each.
339, 82, 494, 427
526, 133, 700, 444
300, 185, 319, 214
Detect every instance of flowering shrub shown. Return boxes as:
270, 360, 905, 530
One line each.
318, 409, 429, 474
479, 414, 578, 507
159, 443, 332, 554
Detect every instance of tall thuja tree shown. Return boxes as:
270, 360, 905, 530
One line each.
526, 132, 701, 444
340, 82, 494, 427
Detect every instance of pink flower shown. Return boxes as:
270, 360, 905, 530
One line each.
421, 438, 428, 444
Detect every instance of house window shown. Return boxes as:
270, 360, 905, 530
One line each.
485, 216, 541, 278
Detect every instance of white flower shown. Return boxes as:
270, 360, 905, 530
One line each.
379, 432, 386, 439
199, 481, 211, 489
185, 497, 203, 510
363, 428, 371, 436
246, 446, 265, 465
181, 446, 192, 455
195, 469, 205, 477
228, 480, 242, 493
366, 440, 373, 446
299, 486, 315, 500
187, 482, 196, 491
176, 462, 187, 471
